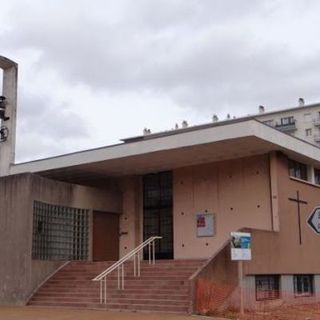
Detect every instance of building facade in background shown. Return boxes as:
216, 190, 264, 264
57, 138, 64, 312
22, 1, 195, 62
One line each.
255, 101, 320, 147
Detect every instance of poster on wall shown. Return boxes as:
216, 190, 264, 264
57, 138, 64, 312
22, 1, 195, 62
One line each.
196, 213, 215, 237
230, 232, 252, 260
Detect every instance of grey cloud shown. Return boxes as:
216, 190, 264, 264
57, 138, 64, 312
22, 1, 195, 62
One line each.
2, 0, 320, 123
17, 88, 88, 139
15, 87, 90, 160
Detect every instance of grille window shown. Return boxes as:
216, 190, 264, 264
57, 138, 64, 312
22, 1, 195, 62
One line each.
315, 168, 320, 185
255, 275, 280, 301
294, 275, 314, 297
32, 201, 89, 261
288, 159, 308, 181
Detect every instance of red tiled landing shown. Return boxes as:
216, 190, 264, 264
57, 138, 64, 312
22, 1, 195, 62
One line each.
28, 259, 205, 314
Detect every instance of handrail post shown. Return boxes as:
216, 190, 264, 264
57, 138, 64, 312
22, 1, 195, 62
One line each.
117, 266, 120, 289
121, 264, 124, 289
100, 280, 102, 304
104, 277, 107, 304
92, 236, 162, 305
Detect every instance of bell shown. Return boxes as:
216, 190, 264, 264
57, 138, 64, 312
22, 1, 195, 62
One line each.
0, 96, 6, 109
0, 96, 9, 121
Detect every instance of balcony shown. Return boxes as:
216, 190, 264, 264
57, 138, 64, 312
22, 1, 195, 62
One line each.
275, 120, 297, 132
313, 118, 320, 126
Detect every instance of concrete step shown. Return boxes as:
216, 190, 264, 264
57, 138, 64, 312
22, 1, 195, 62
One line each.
28, 259, 205, 314
29, 300, 190, 313
32, 292, 190, 300
36, 287, 190, 295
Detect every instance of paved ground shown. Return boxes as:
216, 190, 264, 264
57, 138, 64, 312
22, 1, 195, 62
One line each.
215, 303, 320, 319
0, 306, 224, 320
2, 304, 320, 320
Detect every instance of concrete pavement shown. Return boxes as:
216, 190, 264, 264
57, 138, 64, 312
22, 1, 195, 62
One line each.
0, 306, 226, 320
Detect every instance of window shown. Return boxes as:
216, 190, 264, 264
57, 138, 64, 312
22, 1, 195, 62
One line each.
315, 168, 320, 185
263, 119, 274, 127
256, 275, 280, 301
294, 275, 314, 297
288, 159, 308, 181
305, 128, 312, 136
281, 116, 295, 125
32, 201, 89, 261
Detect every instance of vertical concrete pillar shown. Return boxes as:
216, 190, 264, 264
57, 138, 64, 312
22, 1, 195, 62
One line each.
314, 275, 320, 301
281, 275, 294, 302
0, 56, 18, 176
269, 151, 280, 231
243, 276, 257, 310
119, 176, 141, 258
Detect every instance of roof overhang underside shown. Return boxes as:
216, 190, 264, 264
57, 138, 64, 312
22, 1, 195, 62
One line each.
10, 120, 320, 184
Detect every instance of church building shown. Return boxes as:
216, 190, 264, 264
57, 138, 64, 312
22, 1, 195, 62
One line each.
1, 56, 320, 314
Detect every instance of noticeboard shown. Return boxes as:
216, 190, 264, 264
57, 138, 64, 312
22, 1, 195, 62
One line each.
196, 213, 215, 237
230, 232, 252, 261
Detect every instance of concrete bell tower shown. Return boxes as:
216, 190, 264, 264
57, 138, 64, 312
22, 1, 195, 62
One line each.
0, 56, 18, 176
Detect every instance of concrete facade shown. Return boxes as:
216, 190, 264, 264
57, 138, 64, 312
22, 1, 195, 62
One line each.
256, 103, 320, 147
0, 56, 18, 176
0, 55, 320, 311
0, 173, 121, 304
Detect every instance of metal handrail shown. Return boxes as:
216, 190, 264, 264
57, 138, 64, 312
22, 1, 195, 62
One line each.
92, 236, 162, 304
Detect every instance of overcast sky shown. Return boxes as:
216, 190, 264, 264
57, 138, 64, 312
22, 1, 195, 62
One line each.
1, 0, 320, 162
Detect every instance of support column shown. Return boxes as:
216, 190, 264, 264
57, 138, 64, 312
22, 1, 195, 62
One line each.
269, 151, 280, 231
0, 56, 18, 176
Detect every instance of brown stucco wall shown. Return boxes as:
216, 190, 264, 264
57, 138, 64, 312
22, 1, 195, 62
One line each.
118, 176, 141, 258
245, 152, 320, 275
174, 154, 272, 259
0, 173, 122, 305
192, 242, 238, 314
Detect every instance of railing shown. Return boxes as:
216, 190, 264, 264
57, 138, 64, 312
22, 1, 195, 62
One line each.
92, 236, 162, 304
275, 120, 297, 132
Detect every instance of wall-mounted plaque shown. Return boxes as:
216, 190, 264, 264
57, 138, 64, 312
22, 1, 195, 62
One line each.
196, 213, 215, 237
230, 232, 252, 261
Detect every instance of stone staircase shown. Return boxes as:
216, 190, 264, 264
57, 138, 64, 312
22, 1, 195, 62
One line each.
28, 259, 205, 313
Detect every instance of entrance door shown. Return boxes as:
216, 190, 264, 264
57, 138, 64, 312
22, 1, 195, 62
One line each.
143, 171, 173, 259
92, 211, 119, 261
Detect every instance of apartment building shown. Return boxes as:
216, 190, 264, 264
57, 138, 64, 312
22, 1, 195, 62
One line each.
255, 100, 320, 146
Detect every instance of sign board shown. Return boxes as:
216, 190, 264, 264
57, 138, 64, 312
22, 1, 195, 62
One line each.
307, 207, 320, 234
196, 213, 214, 237
231, 232, 252, 261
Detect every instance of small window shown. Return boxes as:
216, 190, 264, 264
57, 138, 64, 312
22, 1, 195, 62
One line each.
256, 275, 280, 301
281, 116, 295, 125
315, 168, 320, 185
294, 275, 313, 297
288, 159, 308, 181
305, 128, 312, 136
